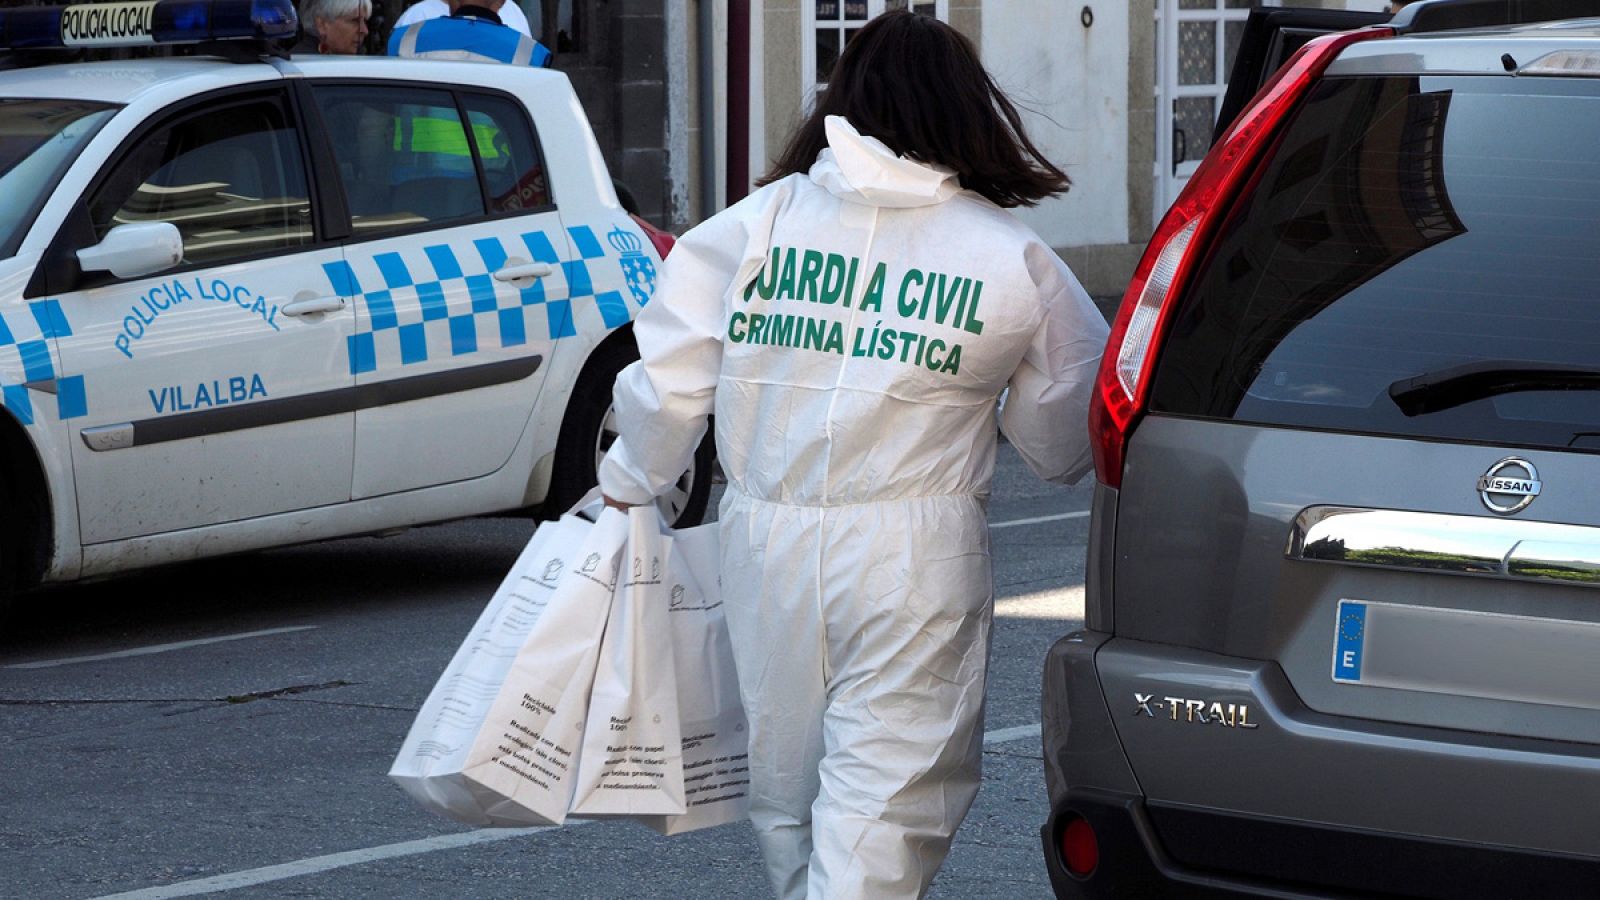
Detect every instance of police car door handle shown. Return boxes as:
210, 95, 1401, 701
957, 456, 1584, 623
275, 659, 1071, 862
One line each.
494, 263, 555, 282
281, 295, 347, 317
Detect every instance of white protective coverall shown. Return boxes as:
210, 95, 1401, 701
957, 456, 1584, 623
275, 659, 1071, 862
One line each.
598, 116, 1108, 899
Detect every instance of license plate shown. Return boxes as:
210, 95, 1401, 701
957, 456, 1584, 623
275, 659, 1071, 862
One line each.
1330, 598, 1600, 710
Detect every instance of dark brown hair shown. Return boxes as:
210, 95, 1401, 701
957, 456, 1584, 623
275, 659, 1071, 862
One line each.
759, 10, 1069, 208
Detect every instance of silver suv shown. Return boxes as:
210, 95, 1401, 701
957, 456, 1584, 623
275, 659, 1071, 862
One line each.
1042, 1, 1600, 896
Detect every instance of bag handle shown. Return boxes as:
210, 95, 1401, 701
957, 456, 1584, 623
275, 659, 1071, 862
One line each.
567, 488, 609, 522
570, 489, 678, 533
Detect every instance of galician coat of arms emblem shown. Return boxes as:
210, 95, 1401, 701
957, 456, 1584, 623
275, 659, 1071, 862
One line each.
609, 226, 658, 307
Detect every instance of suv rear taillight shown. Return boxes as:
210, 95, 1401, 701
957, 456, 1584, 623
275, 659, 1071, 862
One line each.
1088, 25, 1394, 488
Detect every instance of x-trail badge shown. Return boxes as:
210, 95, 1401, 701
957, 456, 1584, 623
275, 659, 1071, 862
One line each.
1478, 457, 1541, 515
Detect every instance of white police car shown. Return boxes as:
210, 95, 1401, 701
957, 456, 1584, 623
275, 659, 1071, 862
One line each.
0, 0, 709, 616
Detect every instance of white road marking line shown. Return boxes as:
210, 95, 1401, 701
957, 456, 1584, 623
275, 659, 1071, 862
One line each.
988, 510, 1090, 530
91, 720, 1049, 899
4, 626, 318, 670
994, 586, 1085, 620
982, 723, 1042, 746
90, 824, 588, 900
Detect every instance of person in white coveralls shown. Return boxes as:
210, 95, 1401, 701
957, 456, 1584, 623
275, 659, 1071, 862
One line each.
598, 11, 1108, 899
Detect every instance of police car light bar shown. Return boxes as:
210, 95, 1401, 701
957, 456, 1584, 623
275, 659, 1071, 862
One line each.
0, 0, 297, 51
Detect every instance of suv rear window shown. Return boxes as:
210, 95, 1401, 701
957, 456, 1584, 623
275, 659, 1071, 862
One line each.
1150, 75, 1600, 453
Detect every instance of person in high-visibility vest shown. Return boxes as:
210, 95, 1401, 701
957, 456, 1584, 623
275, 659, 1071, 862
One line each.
395, 116, 503, 161
393, 0, 532, 39
386, 0, 551, 67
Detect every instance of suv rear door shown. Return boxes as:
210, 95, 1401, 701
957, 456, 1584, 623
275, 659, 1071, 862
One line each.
1112, 62, 1600, 857
1213, 6, 1390, 142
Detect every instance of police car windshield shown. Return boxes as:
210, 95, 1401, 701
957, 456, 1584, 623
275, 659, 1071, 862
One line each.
0, 98, 117, 258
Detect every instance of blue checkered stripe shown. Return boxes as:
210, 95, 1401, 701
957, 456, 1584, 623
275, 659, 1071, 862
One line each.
323, 226, 636, 376
0, 300, 88, 426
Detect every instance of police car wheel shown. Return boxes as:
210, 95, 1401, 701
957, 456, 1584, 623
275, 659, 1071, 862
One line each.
549, 341, 713, 527
0, 473, 14, 629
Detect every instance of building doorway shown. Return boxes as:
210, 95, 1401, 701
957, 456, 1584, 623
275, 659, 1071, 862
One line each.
1153, 0, 1255, 215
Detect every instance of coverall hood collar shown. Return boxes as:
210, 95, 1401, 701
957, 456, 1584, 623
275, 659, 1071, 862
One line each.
809, 116, 961, 209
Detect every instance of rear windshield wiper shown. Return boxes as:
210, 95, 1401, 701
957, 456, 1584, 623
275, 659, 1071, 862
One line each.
1388, 361, 1600, 416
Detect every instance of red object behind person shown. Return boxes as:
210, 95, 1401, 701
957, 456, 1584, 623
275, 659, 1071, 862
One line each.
630, 213, 676, 258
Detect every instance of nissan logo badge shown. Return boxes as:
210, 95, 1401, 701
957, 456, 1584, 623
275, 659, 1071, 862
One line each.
1477, 457, 1541, 515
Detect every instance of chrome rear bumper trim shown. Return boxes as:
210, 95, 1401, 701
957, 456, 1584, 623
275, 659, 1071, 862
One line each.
1288, 506, 1600, 587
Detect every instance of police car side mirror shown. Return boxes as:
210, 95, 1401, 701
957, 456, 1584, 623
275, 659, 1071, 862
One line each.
76, 222, 184, 279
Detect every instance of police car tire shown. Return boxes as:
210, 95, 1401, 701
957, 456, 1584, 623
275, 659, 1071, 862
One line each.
0, 472, 15, 628
549, 341, 713, 527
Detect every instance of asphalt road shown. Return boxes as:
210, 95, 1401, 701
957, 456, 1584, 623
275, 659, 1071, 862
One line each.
0, 443, 1092, 899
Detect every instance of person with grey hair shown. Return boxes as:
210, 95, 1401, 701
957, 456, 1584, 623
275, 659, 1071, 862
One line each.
293, 0, 372, 54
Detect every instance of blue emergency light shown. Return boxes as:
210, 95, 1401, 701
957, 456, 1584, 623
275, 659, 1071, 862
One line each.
0, 0, 297, 51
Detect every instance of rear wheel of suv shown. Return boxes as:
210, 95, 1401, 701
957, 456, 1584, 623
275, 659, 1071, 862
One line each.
548, 340, 714, 527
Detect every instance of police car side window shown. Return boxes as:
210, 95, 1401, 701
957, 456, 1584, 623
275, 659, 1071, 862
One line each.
459, 93, 551, 213
310, 86, 487, 236
87, 99, 312, 267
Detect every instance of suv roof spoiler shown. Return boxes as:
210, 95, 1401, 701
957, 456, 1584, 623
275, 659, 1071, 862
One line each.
1394, 0, 1600, 34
